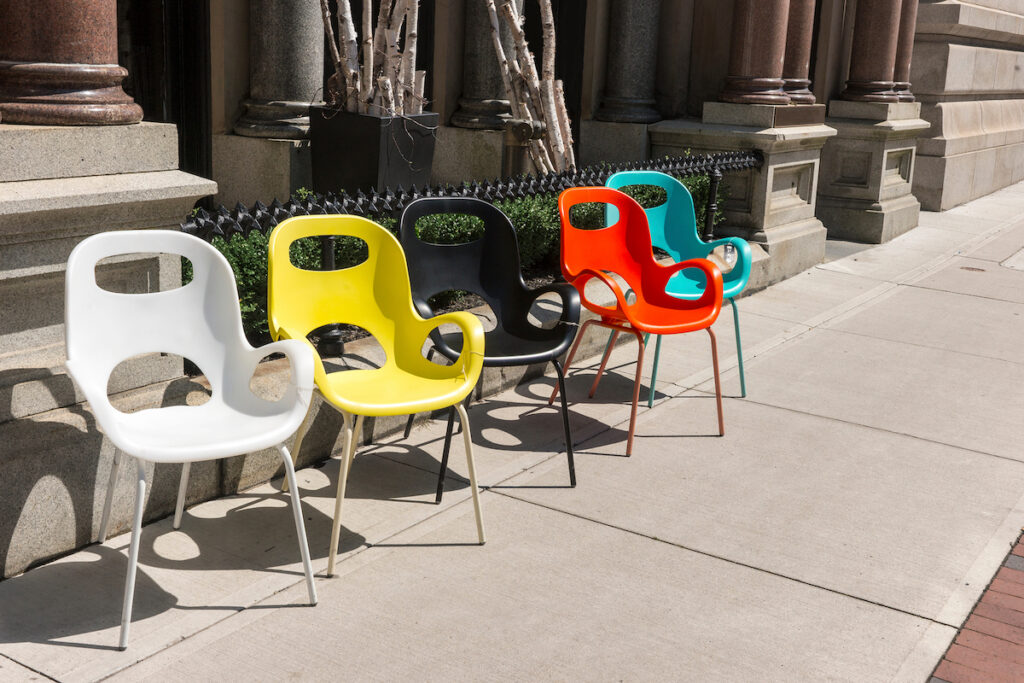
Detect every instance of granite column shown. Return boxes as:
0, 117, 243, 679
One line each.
841, 0, 903, 102
235, 0, 323, 139
451, 0, 523, 129
893, 0, 920, 102
783, 0, 817, 104
720, 0, 792, 105
0, 0, 142, 125
595, 0, 662, 123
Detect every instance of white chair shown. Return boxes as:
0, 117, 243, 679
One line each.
64, 230, 318, 649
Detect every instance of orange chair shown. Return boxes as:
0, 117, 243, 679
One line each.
550, 187, 725, 455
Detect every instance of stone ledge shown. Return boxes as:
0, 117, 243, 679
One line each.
649, 118, 836, 153
0, 122, 179, 183
918, 1, 1024, 49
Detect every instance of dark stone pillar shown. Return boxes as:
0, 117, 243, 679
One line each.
720, 0, 792, 105
893, 0, 920, 102
451, 0, 523, 129
595, 0, 662, 123
235, 0, 324, 139
783, 0, 817, 104
0, 0, 142, 125
841, 0, 902, 102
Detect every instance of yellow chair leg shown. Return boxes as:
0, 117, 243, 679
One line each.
327, 413, 361, 577
456, 403, 486, 545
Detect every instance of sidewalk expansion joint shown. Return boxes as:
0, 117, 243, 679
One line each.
491, 488, 959, 629
1, 652, 57, 682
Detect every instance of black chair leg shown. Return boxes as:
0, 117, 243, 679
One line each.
435, 405, 456, 504
404, 413, 415, 439
552, 358, 576, 487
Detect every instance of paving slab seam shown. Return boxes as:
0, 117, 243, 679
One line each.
801, 323, 1024, 367
678, 390, 1024, 469
0, 652, 57, 683
489, 488, 958, 627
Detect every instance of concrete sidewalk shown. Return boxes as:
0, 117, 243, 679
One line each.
2, 182, 1024, 682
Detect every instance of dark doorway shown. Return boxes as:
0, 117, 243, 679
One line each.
117, 0, 213, 187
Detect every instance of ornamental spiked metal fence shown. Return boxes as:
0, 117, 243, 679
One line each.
180, 150, 762, 244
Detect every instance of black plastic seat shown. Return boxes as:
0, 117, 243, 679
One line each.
399, 197, 581, 500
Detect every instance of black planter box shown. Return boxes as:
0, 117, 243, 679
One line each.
310, 108, 439, 194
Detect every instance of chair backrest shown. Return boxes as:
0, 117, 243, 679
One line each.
558, 186, 658, 295
65, 230, 249, 409
399, 197, 531, 330
267, 214, 415, 349
606, 170, 704, 261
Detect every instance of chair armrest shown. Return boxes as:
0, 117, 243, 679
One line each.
657, 258, 724, 312
420, 310, 485, 381
527, 282, 582, 326
705, 236, 752, 286
254, 339, 316, 395
274, 325, 328, 393
572, 268, 632, 319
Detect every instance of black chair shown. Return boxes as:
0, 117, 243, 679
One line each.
399, 197, 581, 501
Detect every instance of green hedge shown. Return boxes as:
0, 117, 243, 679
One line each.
201, 173, 723, 343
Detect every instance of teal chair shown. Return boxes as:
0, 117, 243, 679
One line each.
604, 170, 751, 405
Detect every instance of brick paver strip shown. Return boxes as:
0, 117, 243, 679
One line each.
956, 630, 1024, 666
964, 614, 1024, 646
995, 566, 1024, 586
932, 530, 1024, 682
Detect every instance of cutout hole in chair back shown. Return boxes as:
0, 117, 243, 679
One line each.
106, 354, 211, 413
567, 202, 615, 230
619, 184, 668, 209
288, 235, 370, 271
413, 213, 485, 245
307, 324, 388, 371
527, 289, 566, 330
94, 253, 188, 293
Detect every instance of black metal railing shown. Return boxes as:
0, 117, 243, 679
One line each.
180, 150, 762, 243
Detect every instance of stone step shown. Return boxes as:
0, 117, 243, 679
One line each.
0, 122, 180, 183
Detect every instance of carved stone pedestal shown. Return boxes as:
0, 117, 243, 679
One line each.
648, 102, 835, 290
817, 100, 929, 243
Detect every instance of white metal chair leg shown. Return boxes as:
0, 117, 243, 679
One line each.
327, 413, 361, 577
98, 448, 122, 543
456, 404, 486, 544
281, 398, 316, 493
118, 458, 147, 650
173, 461, 191, 530
276, 444, 318, 605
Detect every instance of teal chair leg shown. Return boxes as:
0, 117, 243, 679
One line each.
647, 334, 662, 408
730, 298, 746, 398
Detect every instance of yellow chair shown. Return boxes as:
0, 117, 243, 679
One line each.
268, 215, 487, 575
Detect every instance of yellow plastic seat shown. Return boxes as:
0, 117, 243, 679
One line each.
267, 215, 486, 574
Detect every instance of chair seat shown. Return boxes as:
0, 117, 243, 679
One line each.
666, 268, 743, 301
110, 400, 303, 464
321, 366, 474, 416
586, 297, 721, 336
437, 326, 573, 367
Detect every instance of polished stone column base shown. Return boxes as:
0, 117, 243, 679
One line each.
784, 78, 816, 105
0, 61, 142, 125
235, 100, 312, 139
892, 82, 915, 102
720, 77, 790, 105
594, 95, 661, 124
818, 100, 928, 243
841, 80, 900, 103
450, 97, 512, 130
648, 111, 836, 290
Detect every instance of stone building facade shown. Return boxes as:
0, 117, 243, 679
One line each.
0, 0, 1023, 577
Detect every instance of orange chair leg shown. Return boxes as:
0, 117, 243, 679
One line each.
625, 328, 646, 456
589, 330, 620, 398
549, 319, 593, 406
708, 328, 725, 436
